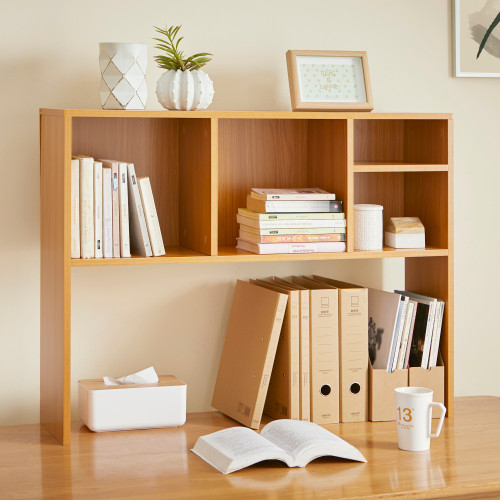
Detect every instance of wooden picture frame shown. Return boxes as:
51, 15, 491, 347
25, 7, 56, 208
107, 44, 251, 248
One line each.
286, 50, 373, 111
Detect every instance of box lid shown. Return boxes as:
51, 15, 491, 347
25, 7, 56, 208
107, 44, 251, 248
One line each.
78, 375, 186, 391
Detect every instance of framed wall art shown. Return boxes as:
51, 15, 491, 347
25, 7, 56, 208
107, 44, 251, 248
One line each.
286, 50, 373, 111
453, 0, 500, 77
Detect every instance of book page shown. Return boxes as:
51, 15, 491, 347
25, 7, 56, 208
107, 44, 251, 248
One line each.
261, 419, 366, 467
191, 426, 292, 474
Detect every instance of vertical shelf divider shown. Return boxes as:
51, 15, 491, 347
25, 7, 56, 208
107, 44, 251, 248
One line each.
210, 118, 218, 256
346, 119, 355, 253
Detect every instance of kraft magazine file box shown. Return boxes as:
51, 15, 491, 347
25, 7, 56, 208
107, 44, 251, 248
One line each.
290, 276, 340, 425
78, 375, 186, 432
250, 279, 300, 421
212, 280, 288, 429
368, 363, 408, 422
312, 276, 369, 423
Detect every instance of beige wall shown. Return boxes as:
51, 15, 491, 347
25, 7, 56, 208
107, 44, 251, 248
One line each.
1, 0, 498, 425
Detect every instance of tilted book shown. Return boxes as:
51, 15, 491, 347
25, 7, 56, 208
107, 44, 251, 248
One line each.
236, 239, 346, 255
138, 177, 165, 257
238, 208, 345, 220
237, 214, 347, 230
70, 159, 80, 258
191, 419, 366, 474
212, 280, 288, 429
127, 164, 152, 257
247, 196, 343, 214
250, 188, 336, 201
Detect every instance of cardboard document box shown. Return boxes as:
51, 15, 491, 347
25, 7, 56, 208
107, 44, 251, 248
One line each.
409, 352, 445, 418
291, 276, 340, 425
78, 375, 186, 432
313, 276, 369, 423
369, 363, 408, 421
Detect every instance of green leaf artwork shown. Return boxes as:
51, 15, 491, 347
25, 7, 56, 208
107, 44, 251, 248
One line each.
477, 10, 500, 58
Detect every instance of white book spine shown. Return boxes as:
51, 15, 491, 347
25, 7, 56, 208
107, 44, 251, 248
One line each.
236, 239, 346, 254
428, 301, 444, 368
111, 163, 120, 258
421, 302, 436, 369
396, 301, 415, 370
94, 161, 103, 258
70, 159, 80, 258
138, 177, 165, 256
118, 162, 130, 257
127, 164, 152, 257
79, 157, 94, 258
236, 215, 346, 229
102, 167, 113, 258
391, 297, 408, 372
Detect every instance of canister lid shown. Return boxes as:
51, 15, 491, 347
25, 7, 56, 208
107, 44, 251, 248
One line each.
353, 204, 383, 211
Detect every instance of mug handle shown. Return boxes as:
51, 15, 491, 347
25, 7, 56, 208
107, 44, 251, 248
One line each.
428, 402, 447, 438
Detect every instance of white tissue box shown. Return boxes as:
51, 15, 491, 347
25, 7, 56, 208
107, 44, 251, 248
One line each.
78, 375, 186, 432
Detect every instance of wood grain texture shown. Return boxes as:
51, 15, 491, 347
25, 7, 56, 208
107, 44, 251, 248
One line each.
40, 114, 71, 445
72, 117, 180, 247
1, 398, 499, 499
179, 118, 212, 254
353, 163, 448, 173
404, 119, 448, 164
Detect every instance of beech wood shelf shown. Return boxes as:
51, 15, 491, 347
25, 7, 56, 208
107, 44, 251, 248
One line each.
40, 109, 454, 445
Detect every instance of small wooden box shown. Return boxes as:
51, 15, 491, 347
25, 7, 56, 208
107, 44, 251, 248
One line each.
78, 375, 186, 432
385, 217, 425, 249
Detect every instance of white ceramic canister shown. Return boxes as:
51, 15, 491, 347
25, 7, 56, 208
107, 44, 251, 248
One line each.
354, 204, 383, 251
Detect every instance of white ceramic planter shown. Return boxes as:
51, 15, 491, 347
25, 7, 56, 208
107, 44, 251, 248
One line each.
99, 42, 148, 110
354, 204, 384, 251
156, 69, 214, 111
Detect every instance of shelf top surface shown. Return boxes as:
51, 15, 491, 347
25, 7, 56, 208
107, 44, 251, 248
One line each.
40, 108, 453, 120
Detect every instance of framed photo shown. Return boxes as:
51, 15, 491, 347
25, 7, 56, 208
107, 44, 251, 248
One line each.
286, 50, 373, 111
453, 0, 500, 77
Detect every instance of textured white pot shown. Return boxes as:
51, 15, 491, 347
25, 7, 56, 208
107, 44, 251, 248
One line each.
99, 43, 148, 110
156, 69, 214, 111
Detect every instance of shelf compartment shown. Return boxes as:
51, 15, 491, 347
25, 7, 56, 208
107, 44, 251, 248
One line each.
71, 116, 214, 257
217, 118, 348, 247
354, 171, 449, 249
353, 119, 448, 165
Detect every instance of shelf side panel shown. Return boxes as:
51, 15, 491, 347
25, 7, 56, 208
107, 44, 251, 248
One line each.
40, 114, 70, 444
218, 119, 308, 246
179, 119, 213, 254
405, 257, 453, 416
72, 117, 180, 246
404, 172, 448, 249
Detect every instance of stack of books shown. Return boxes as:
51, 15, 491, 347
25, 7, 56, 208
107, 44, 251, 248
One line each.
71, 156, 166, 259
368, 288, 445, 372
235, 188, 346, 254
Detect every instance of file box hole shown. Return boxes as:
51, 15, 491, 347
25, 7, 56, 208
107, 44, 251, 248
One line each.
320, 384, 331, 396
350, 383, 361, 395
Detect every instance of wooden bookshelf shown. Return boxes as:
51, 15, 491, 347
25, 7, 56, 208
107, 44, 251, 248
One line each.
40, 109, 454, 444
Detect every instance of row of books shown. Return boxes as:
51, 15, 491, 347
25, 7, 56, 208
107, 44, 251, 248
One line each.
235, 188, 347, 254
368, 289, 444, 373
71, 157, 165, 259
212, 276, 369, 428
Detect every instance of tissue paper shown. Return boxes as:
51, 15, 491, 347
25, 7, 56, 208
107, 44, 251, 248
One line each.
103, 366, 159, 386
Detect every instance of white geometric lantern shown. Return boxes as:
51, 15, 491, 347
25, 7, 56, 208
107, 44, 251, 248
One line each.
99, 43, 148, 110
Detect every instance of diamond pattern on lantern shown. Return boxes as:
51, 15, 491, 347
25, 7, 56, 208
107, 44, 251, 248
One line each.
137, 80, 148, 107
112, 49, 135, 74
125, 95, 144, 110
99, 79, 111, 106
112, 78, 135, 106
124, 62, 145, 89
102, 62, 123, 90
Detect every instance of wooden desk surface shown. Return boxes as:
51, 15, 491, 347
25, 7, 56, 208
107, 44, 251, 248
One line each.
1, 397, 499, 499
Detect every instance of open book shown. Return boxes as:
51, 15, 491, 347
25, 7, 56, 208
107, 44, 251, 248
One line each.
191, 419, 367, 474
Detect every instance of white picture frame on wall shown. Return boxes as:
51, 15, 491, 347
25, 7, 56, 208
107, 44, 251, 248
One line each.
286, 50, 373, 111
453, 0, 500, 77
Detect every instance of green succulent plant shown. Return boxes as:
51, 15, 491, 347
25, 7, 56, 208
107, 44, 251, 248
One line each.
153, 25, 212, 71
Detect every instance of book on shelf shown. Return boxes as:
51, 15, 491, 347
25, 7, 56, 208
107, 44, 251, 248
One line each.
239, 229, 346, 244
237, 214, 347, 230
191, 419, 366, 474
389, 295, 409, 372
101, 160, 121, 258
212, 280, 288, 429
368, 289, 406, 372
395, 300, 417, 370
118, 162, 131, 258
102, 166, 113, 258
94, 161, 103, 258
238, 208, 345, 221
77, 156, 94, 259
138, 177, 165, 257
127, 164, 152, 257
247, 196, 343, 214
236, 239, 346, 255
240, 224, 346, 236
70, 159, 80, 259
250, 187, 336, 201
395, 290, 443, 369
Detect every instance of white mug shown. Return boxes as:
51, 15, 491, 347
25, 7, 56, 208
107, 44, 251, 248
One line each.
394, 387, 446, 451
